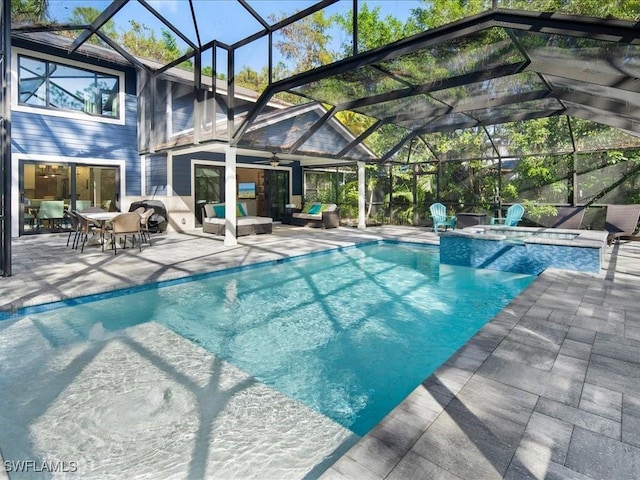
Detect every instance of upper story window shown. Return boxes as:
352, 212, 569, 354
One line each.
18, 54, 120, 119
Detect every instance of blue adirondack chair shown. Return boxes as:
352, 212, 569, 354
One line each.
430, 203, 456, 232
491, 203, 524, 227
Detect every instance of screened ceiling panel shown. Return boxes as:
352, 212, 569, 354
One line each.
546, 75, 640, 116
237, 102, 320, 151
98, 1, 194, 65
405, 139, 437, 163
353, 94, 447, 123
513, 30, 640, 88
365, 123, 412, 158
467, 98, 564, 124
569, 118, 640, 152
290, 65, 408, 105
563, 101, 640, 133
422, 128, 496, 161
376, 28, 526, 86
490, 117, 574, 157
246, 0, 322, 26
430, 72, 547, 108
420, 112, 477, 131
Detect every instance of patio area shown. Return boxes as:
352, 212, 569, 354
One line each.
1, 225, 640, 479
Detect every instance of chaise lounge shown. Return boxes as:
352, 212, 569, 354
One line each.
291, 203, 340, 228
202, 203, 273, 236
604, 204, 640, 245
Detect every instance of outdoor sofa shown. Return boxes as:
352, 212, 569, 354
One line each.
291, 203, 340, 228
202, 203, 272, 236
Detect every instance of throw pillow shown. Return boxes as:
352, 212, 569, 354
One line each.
236, 204, 246, 217
213, 204, 225, 217
307, 204, 322, 215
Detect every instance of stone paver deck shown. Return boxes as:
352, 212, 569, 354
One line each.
2, 225, 640, 479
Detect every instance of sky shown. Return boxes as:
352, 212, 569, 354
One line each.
45, 0, 422, 71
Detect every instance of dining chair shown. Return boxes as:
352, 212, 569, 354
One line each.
66, 210, 81, 248
75, 211, 103, 252
108, 212, 143, 254
139, 208, 155, 245
37, 200, 65, 230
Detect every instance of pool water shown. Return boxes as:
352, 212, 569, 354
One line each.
6, 243, 534, 436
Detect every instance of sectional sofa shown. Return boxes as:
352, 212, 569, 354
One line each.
291, 203, 340, 229
202, 203, 272, 236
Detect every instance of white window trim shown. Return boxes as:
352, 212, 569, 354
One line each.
12, 153, 127, 237
12, 47, 126, 126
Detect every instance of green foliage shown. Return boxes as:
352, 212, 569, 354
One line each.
67, 7, 117, 46
412, 0, 489, 30
520, 200, 557, 222
121, 21, 191, 69
11, 0, 49, 23
270, 11, 333, 76
332, 3, 414, 54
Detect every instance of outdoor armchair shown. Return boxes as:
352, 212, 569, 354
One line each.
491, 204, 524, 227
429, 203, 456, 232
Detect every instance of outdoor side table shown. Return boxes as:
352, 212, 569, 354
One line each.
455, 212, 487, 229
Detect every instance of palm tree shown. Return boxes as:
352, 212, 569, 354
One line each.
11, 0, 50, 23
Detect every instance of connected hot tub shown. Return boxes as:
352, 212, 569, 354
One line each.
439, 226, 608, 275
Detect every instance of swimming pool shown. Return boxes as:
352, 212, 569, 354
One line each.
0, 242, 534, 478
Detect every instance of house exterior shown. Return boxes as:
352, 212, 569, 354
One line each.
9, 30, 368, 238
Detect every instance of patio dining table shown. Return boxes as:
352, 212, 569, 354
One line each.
83, 211, 121, 222
81, 212, 123, 249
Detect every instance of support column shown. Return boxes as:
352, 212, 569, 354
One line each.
224, 146, 237, 246
1, 0, 12, 276
358, 161, 366, 229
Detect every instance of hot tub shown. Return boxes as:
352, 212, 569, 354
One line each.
439, 226, 608, 275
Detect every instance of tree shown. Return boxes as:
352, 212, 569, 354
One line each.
270, 11, 333, 76
120, 20, 191, 69
62, 6, 117, 45
332, 3, 414, 55
11, 0, 49, 23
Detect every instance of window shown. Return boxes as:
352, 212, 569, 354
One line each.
18, 55, 120, 119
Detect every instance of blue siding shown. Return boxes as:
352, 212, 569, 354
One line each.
172, 157, 191, 196
146, 154, 168, 196
12, 66, 141, 196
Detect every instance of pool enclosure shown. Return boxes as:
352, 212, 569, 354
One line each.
2, 1, 640, 275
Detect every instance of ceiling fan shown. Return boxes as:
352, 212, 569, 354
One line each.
256, 153, 294, 168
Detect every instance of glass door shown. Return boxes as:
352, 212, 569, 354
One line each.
264, 169, 289, 222
21, 162, 71, 233
194, 165, 223, 225
20, 162, 119, 235
75, 165, 119, 212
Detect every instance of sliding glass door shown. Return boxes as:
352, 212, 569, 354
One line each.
20, 161, 119, 235
264, 169, 289, 222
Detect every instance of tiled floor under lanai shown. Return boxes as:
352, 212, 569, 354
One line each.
2, 225, 640, 479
